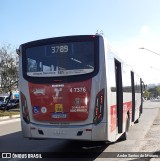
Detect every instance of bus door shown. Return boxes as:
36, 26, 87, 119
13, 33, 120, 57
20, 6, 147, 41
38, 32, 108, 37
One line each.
140, 78, 143, 115
131, 71, 136, 123
115, 59, 123, 133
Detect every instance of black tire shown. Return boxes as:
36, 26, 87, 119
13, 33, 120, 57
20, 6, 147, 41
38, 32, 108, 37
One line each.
135, 118, 139, 124
120, 114, 130, 140
135, 111, 141, 124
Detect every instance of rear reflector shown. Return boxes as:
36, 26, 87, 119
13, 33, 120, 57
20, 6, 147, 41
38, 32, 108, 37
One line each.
93, 89, 104, 125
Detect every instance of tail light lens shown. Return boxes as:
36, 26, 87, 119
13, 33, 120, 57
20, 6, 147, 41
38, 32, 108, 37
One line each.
20, 92, 30, 124
93, 89, 104, 124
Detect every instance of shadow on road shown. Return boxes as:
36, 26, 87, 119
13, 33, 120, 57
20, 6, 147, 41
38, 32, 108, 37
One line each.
0, 131, 113, 160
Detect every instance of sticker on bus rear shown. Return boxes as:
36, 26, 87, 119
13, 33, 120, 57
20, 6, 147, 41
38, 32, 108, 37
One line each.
55, 104, 63, 112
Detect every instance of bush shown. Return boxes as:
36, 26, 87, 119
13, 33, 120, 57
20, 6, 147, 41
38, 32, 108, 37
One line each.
0, 110, 20, 117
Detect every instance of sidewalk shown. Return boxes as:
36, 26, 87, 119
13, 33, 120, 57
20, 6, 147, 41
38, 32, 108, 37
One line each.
0, 114, 20, 120
137, 108, 160, 161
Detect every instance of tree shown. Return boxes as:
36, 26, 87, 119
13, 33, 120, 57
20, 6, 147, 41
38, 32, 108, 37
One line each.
148, 87, 157, 98
147, 86, 160, 98
156, 86, 160, 96
0, 44, 18, 94
143, 90, 151, 99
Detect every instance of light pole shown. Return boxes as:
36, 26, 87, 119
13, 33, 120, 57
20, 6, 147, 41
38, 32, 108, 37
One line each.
139, 47, 160, 57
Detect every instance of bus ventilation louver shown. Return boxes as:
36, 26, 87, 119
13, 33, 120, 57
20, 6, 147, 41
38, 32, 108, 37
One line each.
93, 89, 104, 125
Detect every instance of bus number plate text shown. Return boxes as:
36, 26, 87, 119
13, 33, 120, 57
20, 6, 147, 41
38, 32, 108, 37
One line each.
52, 113, 67, 118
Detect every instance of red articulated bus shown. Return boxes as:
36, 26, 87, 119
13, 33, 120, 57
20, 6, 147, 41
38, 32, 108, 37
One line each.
18, 35, 144, 142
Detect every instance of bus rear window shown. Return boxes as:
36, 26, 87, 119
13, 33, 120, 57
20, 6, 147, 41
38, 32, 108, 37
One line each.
26, 41, 94, 77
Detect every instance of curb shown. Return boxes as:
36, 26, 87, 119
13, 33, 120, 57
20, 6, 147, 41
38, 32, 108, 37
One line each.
0, 114, 20, 121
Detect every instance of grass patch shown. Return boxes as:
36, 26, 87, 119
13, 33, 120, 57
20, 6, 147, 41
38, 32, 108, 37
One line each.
0, 110, 20, 117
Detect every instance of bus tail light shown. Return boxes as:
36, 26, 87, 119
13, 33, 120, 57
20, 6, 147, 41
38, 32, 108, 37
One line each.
20, 92, 30, 124
93, 89, 104, 124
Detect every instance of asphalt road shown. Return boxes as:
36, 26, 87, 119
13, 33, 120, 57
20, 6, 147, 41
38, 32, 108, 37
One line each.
0, 101, 160, 161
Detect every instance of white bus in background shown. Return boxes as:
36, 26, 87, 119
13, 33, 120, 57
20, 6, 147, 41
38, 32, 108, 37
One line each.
18, 35, 144, 142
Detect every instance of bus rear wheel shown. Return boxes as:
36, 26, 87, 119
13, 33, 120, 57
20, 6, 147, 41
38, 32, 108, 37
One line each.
120, 114, 130, 140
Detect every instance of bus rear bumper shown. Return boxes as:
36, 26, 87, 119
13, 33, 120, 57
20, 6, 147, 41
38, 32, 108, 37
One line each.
22, 121, 95, 140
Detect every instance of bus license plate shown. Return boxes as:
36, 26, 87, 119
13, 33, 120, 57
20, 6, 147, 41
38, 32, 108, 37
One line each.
52, 113, 67, 118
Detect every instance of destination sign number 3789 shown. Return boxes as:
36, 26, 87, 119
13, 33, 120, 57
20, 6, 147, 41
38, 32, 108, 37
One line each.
51, 45, 68, 54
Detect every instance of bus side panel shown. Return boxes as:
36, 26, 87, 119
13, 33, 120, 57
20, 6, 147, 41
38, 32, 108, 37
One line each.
135, 93, 141, 121
19, 47, 32, 138
106, 49, 133, 142
106, 48, 117, 142
122, 65, 132, 132
91, 37, 108, 141
134, 76, 142, 122
131, 72, 142, 124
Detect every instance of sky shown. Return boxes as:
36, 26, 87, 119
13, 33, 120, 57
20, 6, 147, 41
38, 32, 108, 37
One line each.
1, 0, 160, 84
